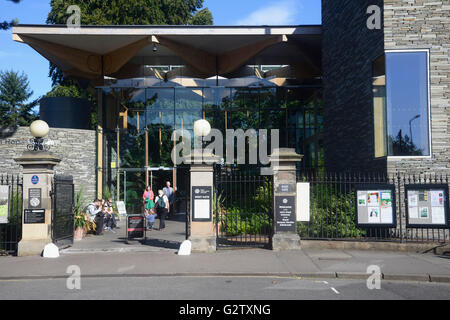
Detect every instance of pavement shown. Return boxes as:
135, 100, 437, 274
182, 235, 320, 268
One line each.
0, 215, 449, 283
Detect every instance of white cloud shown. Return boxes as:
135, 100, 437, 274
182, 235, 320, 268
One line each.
235, 0, 302, 25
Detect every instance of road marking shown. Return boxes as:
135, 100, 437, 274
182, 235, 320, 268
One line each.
331, 287, 340, 294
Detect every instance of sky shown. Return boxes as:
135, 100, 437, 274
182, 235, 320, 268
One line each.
0, 0, 321, 103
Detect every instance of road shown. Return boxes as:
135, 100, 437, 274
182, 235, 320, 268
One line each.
1, 276, 449, 300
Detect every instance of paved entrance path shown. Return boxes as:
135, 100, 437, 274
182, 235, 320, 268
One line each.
61, 213, 186, 254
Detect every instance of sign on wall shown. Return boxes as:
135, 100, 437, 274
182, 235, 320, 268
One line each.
405, 185, 449, 228
355, 184, 396, 228
28, 188, 42, 208
24, 209, 45, 224
275, 195, 296, 232
0, 185, 9, 224
192, 186, 212, 222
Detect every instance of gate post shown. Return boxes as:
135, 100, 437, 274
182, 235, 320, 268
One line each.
270, 148, 303, 251
14, 152, 60, 256
186, 150, 218, 253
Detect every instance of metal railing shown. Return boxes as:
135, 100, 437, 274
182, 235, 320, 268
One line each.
215, 168, 274, 249
297, 170, 450, 243
0, 174, 23, 255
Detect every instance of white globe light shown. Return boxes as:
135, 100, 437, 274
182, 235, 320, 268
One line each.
193, 119, 211, 137
30, 120, 50, 138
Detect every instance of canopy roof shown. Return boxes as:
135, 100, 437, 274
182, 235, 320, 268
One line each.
13, 25, 322, 84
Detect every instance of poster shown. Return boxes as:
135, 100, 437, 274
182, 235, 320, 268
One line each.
430, 191, 444, 207
367, 192, 380, 206
408, 206, 419, 219
419, 207, 429, 219
358, 192, 366, 206
368, 207, 380, 223
408, 193, 418, 207
381, 206, 393, 224
432, 207, 445, 225
0, 185, 9, 224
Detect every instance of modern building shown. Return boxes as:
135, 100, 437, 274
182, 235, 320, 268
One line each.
3, 1, 449, 210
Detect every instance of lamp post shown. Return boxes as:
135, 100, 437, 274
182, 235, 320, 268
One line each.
27, 120, 50, 151
409, 114, 421, 145
193, 119, 211, 151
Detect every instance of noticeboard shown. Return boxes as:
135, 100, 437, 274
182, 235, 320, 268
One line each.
355, 184, 396, 228
192, 186, 212, 222
0, 185, 9, 224
405, 184, 449, 228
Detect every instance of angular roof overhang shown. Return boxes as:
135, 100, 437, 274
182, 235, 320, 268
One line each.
12, 25, 322, 83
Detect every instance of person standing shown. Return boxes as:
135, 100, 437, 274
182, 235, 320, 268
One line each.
142, 186, 154, 214
163, 181, 174, 218
154, 189, 169, 231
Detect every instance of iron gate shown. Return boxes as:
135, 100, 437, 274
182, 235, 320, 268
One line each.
52, 175, 74, 248
214, 168, 274, 249
0, 174, 22, 256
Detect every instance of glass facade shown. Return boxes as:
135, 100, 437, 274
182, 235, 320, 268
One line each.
101, 85, 322, 211
373, 50, 431, 157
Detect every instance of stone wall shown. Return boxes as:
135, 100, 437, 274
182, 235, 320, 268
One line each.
384, 0, 450, 175
322, 0, 387, 172
0, 127, 96, 201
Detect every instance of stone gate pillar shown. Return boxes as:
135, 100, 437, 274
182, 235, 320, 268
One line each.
270, 148, 303, 251
14, 152, 61, 256
186, 151, 218, 253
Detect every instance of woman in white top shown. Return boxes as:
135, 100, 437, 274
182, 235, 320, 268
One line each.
154, 190, 170, 231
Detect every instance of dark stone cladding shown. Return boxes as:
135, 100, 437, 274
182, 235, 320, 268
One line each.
322, 0, 386, 173
0, 126, 96, 201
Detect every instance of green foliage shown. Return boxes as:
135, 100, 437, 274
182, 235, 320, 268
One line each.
0, 70, 37, 127
297, 184, 366, 239
1, 0, 20, 30
190, 7, 213, 25
102, 185, 113, 201
44, 84, 83, 99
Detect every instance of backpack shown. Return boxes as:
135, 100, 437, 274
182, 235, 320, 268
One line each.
156, 196, 166, 208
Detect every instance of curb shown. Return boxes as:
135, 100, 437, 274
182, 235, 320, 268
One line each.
1, 272, 449, 283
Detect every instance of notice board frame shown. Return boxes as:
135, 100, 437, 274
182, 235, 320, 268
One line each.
355, 184, 397, 229
405, 184, 449, 229
192, 186, 212, 222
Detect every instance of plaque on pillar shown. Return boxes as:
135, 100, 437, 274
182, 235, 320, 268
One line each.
24, 209, 45, 224
192, 186, 212, 222
275, 196, 296, 232
28, 188, 42, 208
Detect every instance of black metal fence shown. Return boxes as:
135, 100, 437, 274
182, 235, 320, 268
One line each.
215, 168, 274, 249
297, 171, 450, 243
52, 175, 74, 248
0, 174, 22, 255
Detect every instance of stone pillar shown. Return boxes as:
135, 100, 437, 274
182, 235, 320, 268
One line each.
186, 151, 218, 253
14, 151, 61, 256
270, 148, 303, 251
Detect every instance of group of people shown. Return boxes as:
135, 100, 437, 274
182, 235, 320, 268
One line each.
143, 181, 174, 231
85, 198, 118, 236
84, 181, 174, 236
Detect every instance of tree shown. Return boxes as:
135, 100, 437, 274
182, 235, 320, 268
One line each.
0, 70, 38, 127
46, 0, 213, 86
1, 0, 20, 30
190, 7, 213, 25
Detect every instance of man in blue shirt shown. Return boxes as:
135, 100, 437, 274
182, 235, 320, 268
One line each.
163, 181, 174, 219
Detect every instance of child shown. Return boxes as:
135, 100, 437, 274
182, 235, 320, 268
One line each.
144, 197, 157, 230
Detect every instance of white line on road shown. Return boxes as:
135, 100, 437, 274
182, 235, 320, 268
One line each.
331, 287, 340, 294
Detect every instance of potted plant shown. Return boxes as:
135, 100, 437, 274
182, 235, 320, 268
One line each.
73, 188, 92, 240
